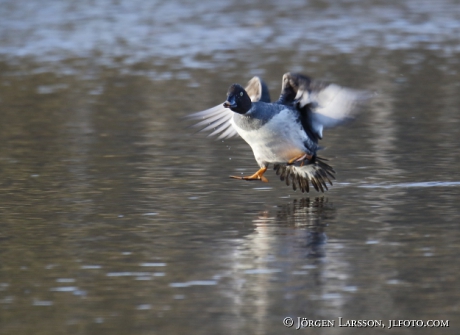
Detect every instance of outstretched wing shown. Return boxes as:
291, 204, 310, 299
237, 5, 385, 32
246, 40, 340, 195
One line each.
245, 76, 271, 103
278, 72, 371, 140
187, 76, 271, 139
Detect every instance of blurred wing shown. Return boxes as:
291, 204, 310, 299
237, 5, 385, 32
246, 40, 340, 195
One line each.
276, 72, 311, 105
293, 79, 371, 139
187, 76, 271, 139
245, 76, 271, 103
187, 104, 237, 139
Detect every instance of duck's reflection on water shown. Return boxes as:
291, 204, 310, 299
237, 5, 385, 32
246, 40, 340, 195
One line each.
253, 197, 334, 259
276, 197, 332, 223
220, 197, 343, 334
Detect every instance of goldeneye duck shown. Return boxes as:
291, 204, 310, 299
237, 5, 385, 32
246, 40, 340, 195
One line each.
189, 73, 369, 192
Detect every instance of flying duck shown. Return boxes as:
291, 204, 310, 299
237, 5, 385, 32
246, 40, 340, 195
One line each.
188, 73, 369, 192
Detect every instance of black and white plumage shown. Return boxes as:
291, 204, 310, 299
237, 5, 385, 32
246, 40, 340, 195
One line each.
188, 73, 369, 192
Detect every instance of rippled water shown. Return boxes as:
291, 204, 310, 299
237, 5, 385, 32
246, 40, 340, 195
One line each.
1, 1, 460, 334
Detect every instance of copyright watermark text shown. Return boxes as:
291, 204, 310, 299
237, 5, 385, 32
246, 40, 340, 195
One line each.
283, 317, 449, 330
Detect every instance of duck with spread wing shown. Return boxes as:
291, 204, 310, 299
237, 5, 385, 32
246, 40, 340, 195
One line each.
188, 73, 369, 193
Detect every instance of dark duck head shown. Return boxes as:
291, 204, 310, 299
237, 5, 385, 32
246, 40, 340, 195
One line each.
223, 84, 252, 114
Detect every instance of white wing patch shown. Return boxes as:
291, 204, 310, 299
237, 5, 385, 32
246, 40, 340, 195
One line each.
297, 84, 371, 139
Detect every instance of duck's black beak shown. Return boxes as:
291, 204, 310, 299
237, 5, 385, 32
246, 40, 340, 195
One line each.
223, 98, 237, 109
223, 101, 237, 109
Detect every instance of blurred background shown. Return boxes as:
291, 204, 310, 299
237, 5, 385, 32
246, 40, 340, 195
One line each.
0, 0, 459, 334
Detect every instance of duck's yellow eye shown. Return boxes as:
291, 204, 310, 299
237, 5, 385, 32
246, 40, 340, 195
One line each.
240, 92, 243, 96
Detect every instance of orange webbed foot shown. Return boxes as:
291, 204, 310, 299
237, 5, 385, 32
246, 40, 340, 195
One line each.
230, 167, 268, 183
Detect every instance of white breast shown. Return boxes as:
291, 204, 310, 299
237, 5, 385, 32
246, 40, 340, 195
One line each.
231, 109, 309, 167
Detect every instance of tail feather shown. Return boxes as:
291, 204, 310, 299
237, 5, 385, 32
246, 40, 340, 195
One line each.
273, 156, 336, 193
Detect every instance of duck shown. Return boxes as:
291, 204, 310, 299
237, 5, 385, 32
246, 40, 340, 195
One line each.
188, 72, 369, 192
